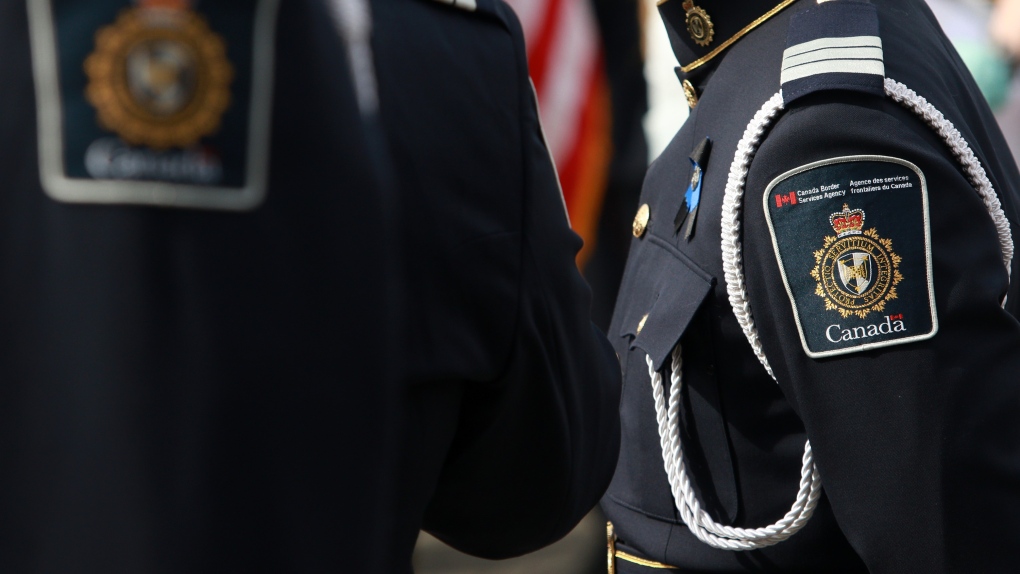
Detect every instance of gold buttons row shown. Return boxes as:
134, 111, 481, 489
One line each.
633, 203, 651, 335
633, 204, 651, 335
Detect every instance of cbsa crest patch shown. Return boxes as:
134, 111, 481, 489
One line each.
28, 0, 281, 210
812, 204, 903, 319
764, 156, 937, 358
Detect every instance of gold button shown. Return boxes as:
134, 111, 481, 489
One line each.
636, 313, 649, 334
607, 522, 617, 574
632, 203, 650, 238
682, 79, 699, 109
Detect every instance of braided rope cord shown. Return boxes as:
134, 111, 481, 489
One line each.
648, 79, 1013, 551
883, 78, 1014, 290
646, 351, 821, 550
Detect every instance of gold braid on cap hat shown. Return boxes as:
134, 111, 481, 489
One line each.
657, 0, 799, 73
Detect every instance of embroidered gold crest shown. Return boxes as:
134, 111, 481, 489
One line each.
682, 0, 714, 47
810, 204, 904, 319
84, 0, 233, 149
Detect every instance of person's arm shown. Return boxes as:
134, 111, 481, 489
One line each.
419, 1, 622, 559
741, 92, 1020, 571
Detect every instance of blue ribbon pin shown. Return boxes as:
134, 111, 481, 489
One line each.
674, 137, 711, 241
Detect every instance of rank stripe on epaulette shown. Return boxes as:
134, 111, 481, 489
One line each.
431, 0, 477, 11
780, 1, 885, 105
780, 35, 884, 84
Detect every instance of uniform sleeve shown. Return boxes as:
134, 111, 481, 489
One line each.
419, 3, 623, 559
741, 93, 1020, 572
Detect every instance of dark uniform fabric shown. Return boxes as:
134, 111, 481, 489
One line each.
372, 0, 622, 569
4, 0, 619, 571
3, 0, 402, 571
603, 0, 1020, 572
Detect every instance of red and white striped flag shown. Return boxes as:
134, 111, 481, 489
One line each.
506, 0, 612, 266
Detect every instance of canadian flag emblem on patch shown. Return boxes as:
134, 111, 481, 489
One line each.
775, 191, 797, 207
762, 155, 938, 358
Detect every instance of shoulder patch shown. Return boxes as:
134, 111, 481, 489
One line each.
28, 0, 280, 210
781, 0, 885, 105
763, 155, 937, 358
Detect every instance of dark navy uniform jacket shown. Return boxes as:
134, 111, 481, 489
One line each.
603, 0, 1020, 572
372, 0, 622, 569
1, 0, 621, 571
0, 0, 409, 571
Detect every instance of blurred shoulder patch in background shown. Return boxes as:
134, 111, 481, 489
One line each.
28, 0, 280, 210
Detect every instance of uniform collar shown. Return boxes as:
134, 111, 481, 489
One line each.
657, 0, 801, 76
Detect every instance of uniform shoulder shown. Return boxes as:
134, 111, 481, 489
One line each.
780, 0, 885, 106
417, 0, 523, 31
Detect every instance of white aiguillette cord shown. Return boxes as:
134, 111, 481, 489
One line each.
648, 78, 1013, 551
645, 350, 820, 550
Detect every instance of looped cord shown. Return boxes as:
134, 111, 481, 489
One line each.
649, 78, 1013, 552
646, 350, 821, 550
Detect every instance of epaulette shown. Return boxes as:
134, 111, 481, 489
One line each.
780, 0, 885, 105
422, 0, 528, 40
425, 0, 516, 23
429, 0, 477, 12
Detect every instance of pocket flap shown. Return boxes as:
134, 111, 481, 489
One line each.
618, 238, 715, 371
